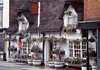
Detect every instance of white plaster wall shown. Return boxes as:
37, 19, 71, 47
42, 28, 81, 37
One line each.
3, 0, 9, 28
44, 40, 49, 65
45, 33, 61, 39
61, 33, 82, 40
38, 42, 43, 50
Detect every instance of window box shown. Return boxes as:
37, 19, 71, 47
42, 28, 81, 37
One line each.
54, 61, 64, 68
27, 59, 32, 64
32, 59, 42, 65
47, 61, 54, 68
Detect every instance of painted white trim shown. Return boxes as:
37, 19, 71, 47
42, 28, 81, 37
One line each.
3, 0, 9, 28
80, 41, 83, 58
79, 20, 100, 23
37, 2, 40, 27
73, 41, 75, 57
68, 40, 87, 59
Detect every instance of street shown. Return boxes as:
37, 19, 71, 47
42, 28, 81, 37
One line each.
0, 61, 80, 70
0, 61, 59, 70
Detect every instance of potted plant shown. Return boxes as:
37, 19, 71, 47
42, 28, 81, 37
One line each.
27, 53, 32, 64
32, 49, 42, 65
81, 63, 87, 70
89, 51, 97, 70
72, 58, 81, 64
54, 60, 64, 68
32, 54, 42, 65
47, 58, 55, 68
64, 58, 72, 65
52, 48, 65, 68
48, 49, 57, 67
81, 63, 92, 70
91, 62, 96, 70
28, 44, 42, 65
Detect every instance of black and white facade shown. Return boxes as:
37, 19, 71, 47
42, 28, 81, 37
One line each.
3, 0, 98, 69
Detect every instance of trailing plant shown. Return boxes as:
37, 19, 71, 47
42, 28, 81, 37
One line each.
31, 45, 42, 53
52, 48, 65, 61
71, 58, 82, 64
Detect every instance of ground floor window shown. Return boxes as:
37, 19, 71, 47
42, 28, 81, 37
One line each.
69, 40, 87, 59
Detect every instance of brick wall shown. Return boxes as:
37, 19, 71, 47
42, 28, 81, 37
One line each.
84, 0, 100, 20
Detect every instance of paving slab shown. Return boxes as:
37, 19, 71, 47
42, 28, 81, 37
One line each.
0, 61, 79, 70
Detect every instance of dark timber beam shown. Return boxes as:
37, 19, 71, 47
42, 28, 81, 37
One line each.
96, 28, 100, 70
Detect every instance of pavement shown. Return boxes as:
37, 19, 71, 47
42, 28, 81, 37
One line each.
0, 61, 80, 70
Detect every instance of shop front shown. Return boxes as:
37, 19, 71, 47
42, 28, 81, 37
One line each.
78, 21, 97, 70
43, 31, 85, 68
27, 34, 43, 65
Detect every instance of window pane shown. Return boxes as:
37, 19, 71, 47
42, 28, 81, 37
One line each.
69, 41, 73, 48
75, 50, 81, 57
74, 41, 80, 49
82, 41, 87, 49
69, 49, 73, 57
82, 50, 87, 58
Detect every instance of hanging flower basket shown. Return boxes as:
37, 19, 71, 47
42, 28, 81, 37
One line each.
60, 37, 66, 43
32, 38, 37, 42
31, 45, 42, 53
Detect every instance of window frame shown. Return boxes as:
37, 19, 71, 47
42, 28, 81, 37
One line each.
69, 40, 86, 59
